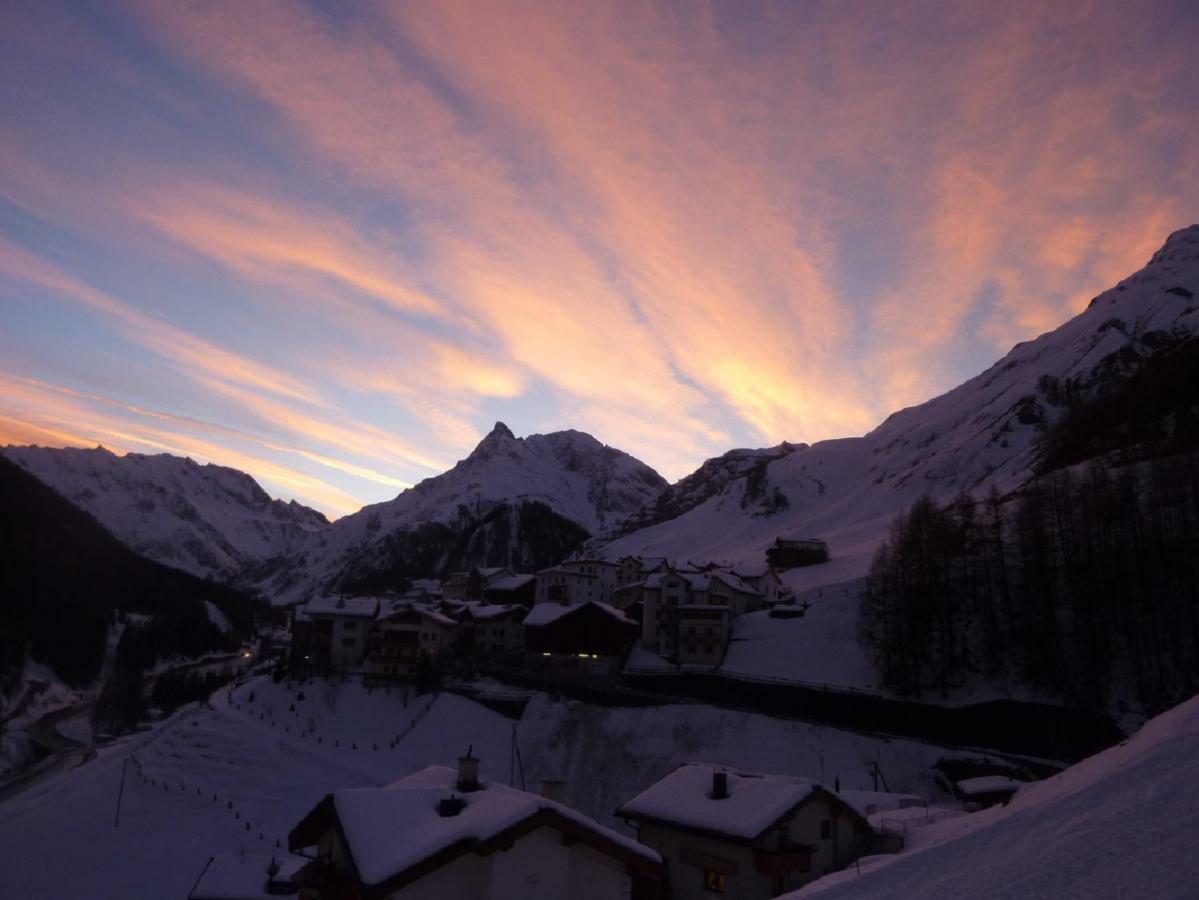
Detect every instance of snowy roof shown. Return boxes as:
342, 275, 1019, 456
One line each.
301, 765, 658, 889
463, 603, 524, 621
188, 853, 304, 900
483, 573, 537, 592
955, 775, 1026, 797
304, 596, 379, 618
537, 566, 599, 579
641, 571, 760, 595
523, 600, 636, 628
618, 763, 829, 840
379, 607, 457, 627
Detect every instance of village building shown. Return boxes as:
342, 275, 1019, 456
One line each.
365, 607, 458, 680
523, 601, 639, 677
617, 763, 871, 900
293, 596, 380, 671
533, 566, 603, 606
287, 754, 662, 899
443, 566, 514, 603
481, 572, 537, 607
765, 537, 829, 570
640, 570, 763, 665
616, 555, 667, 588
457, 604, 527, 658
558, 558, 621, 601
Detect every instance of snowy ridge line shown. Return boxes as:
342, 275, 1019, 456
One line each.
624, 665, 883, 697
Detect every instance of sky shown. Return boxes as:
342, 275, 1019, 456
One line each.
2, 1, 1197, 519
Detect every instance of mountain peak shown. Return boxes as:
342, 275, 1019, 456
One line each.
489, 420, 515, 440
1149, 224, 1199, 266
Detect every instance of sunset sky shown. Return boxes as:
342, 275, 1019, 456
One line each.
2, 1, 1197, 518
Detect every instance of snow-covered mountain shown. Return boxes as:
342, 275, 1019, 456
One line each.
0, 445, 328, 581
605, 224, 1199, 590
260, 423, 667, 601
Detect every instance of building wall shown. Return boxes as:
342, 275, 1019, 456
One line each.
387, 825, 629, 900
635, 795, 861, 900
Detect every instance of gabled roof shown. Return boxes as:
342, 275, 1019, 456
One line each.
462, 603, 525, 622
379, 607, 457, 628
523, 600, 636, 628
483, 573, 537, 592
536, 566, 599, 579
617, 763, 868, 842
290, 765, 659, 897
304, 596, 380, 618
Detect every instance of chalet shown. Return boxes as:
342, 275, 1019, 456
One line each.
294, 596, 380, 671
458, 604, 527, 658
766, 537, 828, 570
365, 607, 458, 680
953, 775, 1026, 808
728, 564, 786, 604
288, 754, 663, 899
617, 763, 871, 900
523, 600, 639, 677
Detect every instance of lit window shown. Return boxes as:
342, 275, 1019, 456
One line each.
704, 870, 727, 893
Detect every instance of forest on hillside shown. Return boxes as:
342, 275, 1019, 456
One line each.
0, 456, 269, 727
860, 453, 1199, 716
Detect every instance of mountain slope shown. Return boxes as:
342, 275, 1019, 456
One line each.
260, 423, 667, 601
792, 691, 1199, 899
0, 455, 258, 690
605, 225, 1199, 590
0, 445, 328, 582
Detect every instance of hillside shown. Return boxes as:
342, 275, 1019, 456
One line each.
792, 692, 1199, 899
605, 225, 1199, 588
0, 455, 260, 691
0, 445, 327, 582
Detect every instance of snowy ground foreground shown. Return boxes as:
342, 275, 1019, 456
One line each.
0, 675, 984, 899
789, 693, 1199, 900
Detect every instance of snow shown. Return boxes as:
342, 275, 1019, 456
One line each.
788, 691, 1199, 899
0, 673, 995, 898
204, 601, 233, 634
955, 775, 1026, 796
0, 444, 327, 581
190, 853, 303, 899
330, 765, 657, 887
464, 603, 524, 621
604, 227, 1199, 595
718, 581, 879, 691
522, 601, 635, 628
617, 762, 819, 839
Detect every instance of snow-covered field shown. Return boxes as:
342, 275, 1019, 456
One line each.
0, 674, 984, 899
789, 693, 1199, 899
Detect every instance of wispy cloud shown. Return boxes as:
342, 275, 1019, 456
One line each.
1, 0, 1196, 513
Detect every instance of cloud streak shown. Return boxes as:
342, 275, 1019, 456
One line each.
1, 0, 1196, 515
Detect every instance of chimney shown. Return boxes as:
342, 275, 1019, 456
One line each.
438, 795, 465, 817
711, 770, 729, 800
457, 746, 480, 792
540, 778, 566, 804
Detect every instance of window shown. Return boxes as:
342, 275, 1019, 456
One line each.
820, 820, 832, 839
343, 621, 358, 631
342, 637, 356, 647
704, 870, 727, 893
771, 874, 786, 897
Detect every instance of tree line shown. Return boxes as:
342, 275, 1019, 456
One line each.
860, 451, 1199, 715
